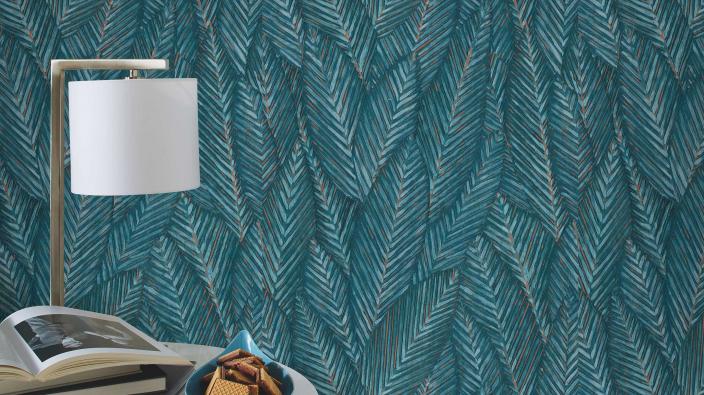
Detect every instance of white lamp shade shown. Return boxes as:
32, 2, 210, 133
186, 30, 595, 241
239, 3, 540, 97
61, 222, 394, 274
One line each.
68, 78, 199, 195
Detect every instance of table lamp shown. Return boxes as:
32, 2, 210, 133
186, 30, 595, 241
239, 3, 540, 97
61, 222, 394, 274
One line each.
50, 59, 199, 306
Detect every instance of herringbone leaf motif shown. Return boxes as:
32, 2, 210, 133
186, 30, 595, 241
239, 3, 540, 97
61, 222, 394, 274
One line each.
2, 1, 704, 394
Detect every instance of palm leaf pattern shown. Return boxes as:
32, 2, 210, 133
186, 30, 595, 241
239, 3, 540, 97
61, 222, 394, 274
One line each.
3, 1, 704, 394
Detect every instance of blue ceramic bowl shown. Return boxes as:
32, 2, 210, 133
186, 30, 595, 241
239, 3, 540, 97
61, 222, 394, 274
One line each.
185, 330, 294, 395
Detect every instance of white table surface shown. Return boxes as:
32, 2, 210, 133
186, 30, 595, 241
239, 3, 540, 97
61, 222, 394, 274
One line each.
163, 342, 223, 394
163, 342, 224, 370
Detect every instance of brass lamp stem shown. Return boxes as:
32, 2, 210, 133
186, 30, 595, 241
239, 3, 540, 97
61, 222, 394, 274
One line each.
49, 59, 169, 306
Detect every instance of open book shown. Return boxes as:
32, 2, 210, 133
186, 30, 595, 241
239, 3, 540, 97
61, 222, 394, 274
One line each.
0, 306, 193, 394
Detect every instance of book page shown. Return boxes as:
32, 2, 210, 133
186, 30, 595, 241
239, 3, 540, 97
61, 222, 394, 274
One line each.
0, 322, 32, 377
1, 306, 190, 379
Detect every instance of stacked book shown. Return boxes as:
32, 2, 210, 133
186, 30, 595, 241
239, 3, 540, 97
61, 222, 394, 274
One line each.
0, 306, 193, 394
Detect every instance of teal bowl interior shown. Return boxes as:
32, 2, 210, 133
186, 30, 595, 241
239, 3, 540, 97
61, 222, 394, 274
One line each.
185, 330, 293, 395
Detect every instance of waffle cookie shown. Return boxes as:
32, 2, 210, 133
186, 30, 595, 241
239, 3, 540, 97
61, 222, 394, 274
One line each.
206, 378, 252, 395
203, 349, 283, 395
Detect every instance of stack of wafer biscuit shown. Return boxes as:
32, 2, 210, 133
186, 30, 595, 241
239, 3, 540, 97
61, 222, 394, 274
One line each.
202, 349, 283, 395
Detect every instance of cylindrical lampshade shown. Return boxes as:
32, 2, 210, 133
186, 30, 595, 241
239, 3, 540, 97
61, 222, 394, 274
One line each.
68, 78, 199, 195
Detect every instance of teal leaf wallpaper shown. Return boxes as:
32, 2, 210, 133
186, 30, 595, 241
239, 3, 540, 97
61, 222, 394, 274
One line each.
2, 0, 704, 393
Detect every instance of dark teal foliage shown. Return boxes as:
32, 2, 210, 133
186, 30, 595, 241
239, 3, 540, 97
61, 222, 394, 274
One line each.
1, 1, 704, 394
